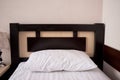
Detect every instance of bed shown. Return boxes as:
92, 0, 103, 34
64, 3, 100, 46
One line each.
9, 23, 111, 80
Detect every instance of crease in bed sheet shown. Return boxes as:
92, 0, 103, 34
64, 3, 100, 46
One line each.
9, 62, 111, 80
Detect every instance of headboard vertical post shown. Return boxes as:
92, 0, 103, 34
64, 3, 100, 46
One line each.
94, 23, 105, 70
73, 30, 77, 38
10, 23, 20, 65
36, 30, 40, 38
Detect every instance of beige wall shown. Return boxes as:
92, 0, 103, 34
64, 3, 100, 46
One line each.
0, 0, 102, 32
103, 0, 120, 80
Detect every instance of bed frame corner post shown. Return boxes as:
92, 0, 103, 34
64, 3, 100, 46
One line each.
94, 23, 105, 70
10, 23, 20, 66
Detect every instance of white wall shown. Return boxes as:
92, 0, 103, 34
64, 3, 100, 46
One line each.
103, 0, 120, 80
103, 0, 120, 51
0, 0, 102, 33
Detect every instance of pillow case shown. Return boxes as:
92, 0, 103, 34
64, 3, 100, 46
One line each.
24, 50, 97, 72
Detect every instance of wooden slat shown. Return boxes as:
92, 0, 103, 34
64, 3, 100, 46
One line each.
104, 45, 120, 71
27, 37, 86, 52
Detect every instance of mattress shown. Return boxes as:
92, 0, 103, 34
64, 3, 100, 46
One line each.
9, 62, 111, 80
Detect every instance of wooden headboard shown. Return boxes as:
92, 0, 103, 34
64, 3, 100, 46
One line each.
10, 23, 105, 70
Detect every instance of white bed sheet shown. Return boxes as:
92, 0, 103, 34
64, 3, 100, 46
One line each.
9, 62, 111, 80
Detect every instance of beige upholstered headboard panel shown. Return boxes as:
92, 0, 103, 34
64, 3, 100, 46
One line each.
19, 32, 36, 57
78, 32, 94, 57
19, 31, 94, 57
40, 31, 73, 37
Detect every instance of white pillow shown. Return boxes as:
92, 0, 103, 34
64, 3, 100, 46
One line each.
24, 50, 97, 72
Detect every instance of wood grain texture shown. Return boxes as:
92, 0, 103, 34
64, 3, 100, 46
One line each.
104, 45, 120, 72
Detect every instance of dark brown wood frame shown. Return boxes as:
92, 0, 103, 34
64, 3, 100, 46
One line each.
27, 37, 86, 52
104, 45, 120, 71
10, 23, 105, 70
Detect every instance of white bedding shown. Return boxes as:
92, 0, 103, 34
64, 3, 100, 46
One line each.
24, 50, 97, 72
9, 62, 111, 80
